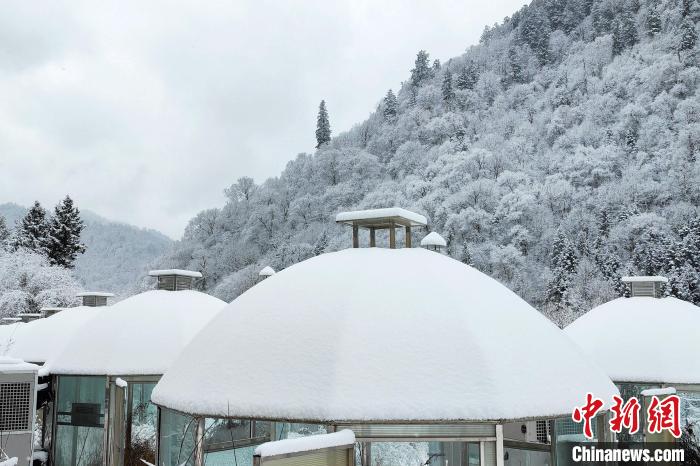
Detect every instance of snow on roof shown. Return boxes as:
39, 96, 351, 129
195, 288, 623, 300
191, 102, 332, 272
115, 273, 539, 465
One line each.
565, 297, 700, 384
46, 290, 225, 376
254, 430, 355, 457
1, 306, 102, 364
153, 248, 618, 422
76, 291, 115, 297
0, 356, 39, 373
640, 387, 676, 397
335, 208, 427, 226
621, 276, 668, 283
259, 266, 276, 277
148, 269, 203, 278
420, 232, 447, 247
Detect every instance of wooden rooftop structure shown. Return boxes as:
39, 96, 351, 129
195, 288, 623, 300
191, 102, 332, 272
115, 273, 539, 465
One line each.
335, 208, 427, 249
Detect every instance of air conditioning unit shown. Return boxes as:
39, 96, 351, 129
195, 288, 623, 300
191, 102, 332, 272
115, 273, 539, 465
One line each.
0, 357, 38, 466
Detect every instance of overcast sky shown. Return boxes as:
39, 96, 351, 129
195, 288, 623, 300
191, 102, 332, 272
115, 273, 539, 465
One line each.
0, 0, 527, 238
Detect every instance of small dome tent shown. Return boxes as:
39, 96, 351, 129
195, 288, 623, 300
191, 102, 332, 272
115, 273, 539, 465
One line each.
152, 244, 618, 466
565, 276, 700, 445
45, 271, 226, 466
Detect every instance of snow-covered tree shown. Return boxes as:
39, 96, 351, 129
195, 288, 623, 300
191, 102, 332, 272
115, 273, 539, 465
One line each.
13, 201, 49, 254
382, 89, 398, 121
456, 62, 479, 90
47, 196, 86, 268
315, 100, 331, 148
0, 216, 10, 250
441, 71, 454, 105
0, 249, 81, 318
410, 50, 433, 87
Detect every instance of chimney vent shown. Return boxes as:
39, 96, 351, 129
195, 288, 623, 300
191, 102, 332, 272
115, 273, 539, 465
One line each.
335, 207, 427, 249
149, 269, 202, 291
621, 276, 668, 298
40, 307, 63, 318
76, 292, 115, 307
420, 232, 447, 252
259, 266, 276, 280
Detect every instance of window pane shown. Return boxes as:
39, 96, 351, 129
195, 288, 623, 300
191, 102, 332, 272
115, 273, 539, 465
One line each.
505, 447, 550, 466
54, 376, 106, 466
127, 382, 157, 466
159, 408, 197, 466
204, 445, 255, 466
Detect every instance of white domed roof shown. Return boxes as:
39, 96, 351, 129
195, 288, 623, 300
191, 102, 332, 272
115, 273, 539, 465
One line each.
420, 232, 447, 247
565, 297, 700, 384
1, 306, 101, 364
153, 248, 617, 422
47, 290, 226, 376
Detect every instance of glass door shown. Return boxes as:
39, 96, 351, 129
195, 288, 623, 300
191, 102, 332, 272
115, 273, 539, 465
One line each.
54, 376, 107, 466
108, 378, 158, 466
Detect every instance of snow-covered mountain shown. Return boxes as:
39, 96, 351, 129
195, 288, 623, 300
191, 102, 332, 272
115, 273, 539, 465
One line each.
158, 0, 699, 325
0, 203, 172, 296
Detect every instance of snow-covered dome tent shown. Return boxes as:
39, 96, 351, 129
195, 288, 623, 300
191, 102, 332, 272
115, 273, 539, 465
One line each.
45, 270, 226, 466
565, 276, 700, 444
152, 211, 618, 466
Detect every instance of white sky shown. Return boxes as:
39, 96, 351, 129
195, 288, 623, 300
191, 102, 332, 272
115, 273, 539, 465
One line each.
0, 0, 527, 238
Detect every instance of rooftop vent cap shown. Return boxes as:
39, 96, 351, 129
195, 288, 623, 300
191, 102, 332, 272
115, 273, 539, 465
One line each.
259, 266, 276, 278
76, 291, 114, 307
40, 307, 64, 318
148, 269, 203, 291
621, 276, 668, 298
335, 207, 427, 249
17, 313, 42, 323
420, 232, 447, 251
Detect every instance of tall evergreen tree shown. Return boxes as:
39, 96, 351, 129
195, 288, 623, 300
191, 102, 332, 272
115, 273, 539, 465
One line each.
14, 201, 50, 254
612, 11, 639, 55
47, 196, 86, 268
506, 47, 525, 84
315, 100, 331, 148
520, 7, 551, 64
546, 233, 580, 312
441, 71, 455, 104
0, 216, 10, 250
456, 62, 479, 90
678, 19, 697, 55
432, 59, 441, 72
383, 89, 398, 121
645, 6, 662, 36
410, 50, 433, 87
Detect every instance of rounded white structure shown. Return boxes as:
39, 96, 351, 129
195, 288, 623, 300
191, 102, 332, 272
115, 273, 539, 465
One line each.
153, 248, 617, 422
565, 297, 700, 384
47, 290, 225, 375
1, 306, 102, 365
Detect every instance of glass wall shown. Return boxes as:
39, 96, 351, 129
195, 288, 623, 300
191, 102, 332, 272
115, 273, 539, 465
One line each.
504, 447, 550, 465
54, 376, 107, 466
126, 382, 158, 466
369, 441, 489, 466
159, 408, 198, 466
159, 411, 271, 466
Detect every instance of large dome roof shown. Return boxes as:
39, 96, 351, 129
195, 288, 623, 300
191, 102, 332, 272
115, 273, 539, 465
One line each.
565, 297, 700, 384
47, 290, 226, 376
152, 248, 617, 422
1, 306, 101, 364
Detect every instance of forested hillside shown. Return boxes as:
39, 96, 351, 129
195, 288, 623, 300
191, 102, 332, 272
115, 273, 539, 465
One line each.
156, 0, 700, 326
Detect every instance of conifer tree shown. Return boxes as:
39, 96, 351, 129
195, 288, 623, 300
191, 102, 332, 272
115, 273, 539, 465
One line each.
612, 12, 639, 55
441, 71, 454, 105
546, 233, 579, 311
507, 47, 525, 84
410, 50, 432, 87
315, 100, 331, 148
0, 216, 10, 250
13, 201, 50, 254
432, 59, 441, 72
456, 62, 478, 90
383, 89, 398, 121
47, 196, 86, 268
679, 19, 697, 54
520, 7, 551, 64
645, 6, 662, 36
